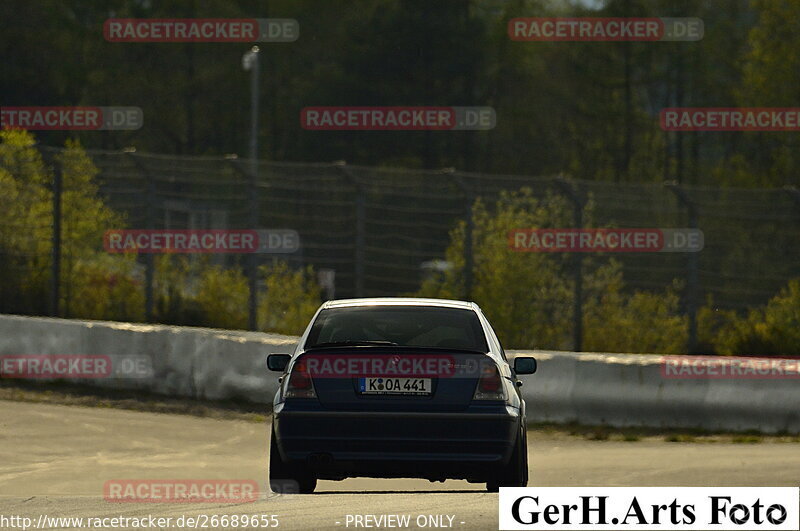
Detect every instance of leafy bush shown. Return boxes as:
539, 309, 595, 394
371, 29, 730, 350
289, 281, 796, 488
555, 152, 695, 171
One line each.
759, 279, 800, 355
583, 278, 688, 354
66, 255, 145, 321
195, 264, 249, 330
258, 261, 322, 335
152, 255, 205, 326
194, 260, 323, 335
712, 279, 800, 356
695, 296, 739, 355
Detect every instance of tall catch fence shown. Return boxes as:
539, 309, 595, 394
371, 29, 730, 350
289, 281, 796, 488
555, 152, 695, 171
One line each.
1, 145, 798, 350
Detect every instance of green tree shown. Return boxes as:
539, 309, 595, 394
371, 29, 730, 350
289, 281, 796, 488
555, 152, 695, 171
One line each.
734, 0, 800, 186
0, 130, 137, 318
0, 130, 52, 312
418, 188, 619, 349
417, 186, 707, 353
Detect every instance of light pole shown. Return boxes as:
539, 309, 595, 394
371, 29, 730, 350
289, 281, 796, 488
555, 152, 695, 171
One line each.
242, 45, 260, 331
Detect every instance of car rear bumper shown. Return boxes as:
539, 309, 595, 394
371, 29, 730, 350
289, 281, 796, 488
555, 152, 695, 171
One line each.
272, 403, 521, 480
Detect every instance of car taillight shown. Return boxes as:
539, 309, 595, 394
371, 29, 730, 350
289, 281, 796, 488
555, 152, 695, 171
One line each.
473, 363, 506, 401
285, 359, 316, 399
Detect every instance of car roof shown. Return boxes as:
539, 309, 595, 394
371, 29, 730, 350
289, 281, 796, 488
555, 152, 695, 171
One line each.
322, 297, 477, 311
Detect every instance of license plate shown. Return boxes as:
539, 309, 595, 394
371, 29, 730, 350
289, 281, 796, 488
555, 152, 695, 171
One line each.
358, 377, 431, 395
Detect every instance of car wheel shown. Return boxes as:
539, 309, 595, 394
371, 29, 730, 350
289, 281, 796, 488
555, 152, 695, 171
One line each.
486, 425, 527, 492
269, 426, 317, 494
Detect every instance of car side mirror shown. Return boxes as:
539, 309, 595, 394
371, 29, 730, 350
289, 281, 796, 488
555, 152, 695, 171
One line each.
267, 354, 291, 372
514, 356, 537, 375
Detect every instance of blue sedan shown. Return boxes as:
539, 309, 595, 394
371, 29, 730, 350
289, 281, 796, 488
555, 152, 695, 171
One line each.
266, 298, 537, 493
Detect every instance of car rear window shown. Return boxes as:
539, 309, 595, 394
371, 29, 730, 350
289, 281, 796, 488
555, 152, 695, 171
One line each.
304, 306, 489, 352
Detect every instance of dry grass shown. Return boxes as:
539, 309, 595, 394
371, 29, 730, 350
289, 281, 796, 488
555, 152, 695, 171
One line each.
0, 380, 268, 422
528, 422, 799, 443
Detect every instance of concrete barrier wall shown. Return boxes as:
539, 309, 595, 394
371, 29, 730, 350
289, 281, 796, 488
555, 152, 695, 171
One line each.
0, 315, 294, 404
515, 350, 800, 433
2, 315, 798, 433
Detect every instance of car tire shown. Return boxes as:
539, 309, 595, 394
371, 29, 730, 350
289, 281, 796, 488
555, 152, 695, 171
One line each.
486, 425, 527, 492
269, 427, 317, 494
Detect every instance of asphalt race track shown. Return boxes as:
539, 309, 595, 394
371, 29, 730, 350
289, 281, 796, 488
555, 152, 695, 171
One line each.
1, 401, 798, 530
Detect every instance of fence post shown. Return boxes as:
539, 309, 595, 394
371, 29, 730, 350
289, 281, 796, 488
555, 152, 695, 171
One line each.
665, 181, 699, 354
334, 161, 365, 298
247, 157, 260, 330
554, 176, 586, 352
44, 149, 63, 318
125, 150, 154, 322
227, 157, 261, 328
452, 171, 473, 301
